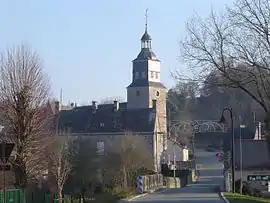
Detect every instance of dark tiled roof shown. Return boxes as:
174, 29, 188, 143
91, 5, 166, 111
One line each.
58, 102, 155, 134
141, 31, 152, 41
234, 140, 270, 170
133, 48, 159, 62
127, 80, 166, 88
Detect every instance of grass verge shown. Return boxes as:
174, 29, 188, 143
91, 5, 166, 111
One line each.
224, 192, 270, 203
92, 188, 136, 203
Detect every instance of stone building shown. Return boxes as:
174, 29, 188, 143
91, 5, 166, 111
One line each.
57, 22, 167, 172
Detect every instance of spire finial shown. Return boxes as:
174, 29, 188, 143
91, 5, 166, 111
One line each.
145, 8, 148, 31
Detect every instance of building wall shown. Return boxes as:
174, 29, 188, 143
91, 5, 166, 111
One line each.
127, 86, 150, 109
61, 132, 155, 166
149, 86, 167, 132
167, 140, 189, 162
147, 60, 161, 83
151, 86, 167, 172
127, 84, 167, 116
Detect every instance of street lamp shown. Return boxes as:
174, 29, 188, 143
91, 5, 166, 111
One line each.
219, 107, 235, 193
239, 122, 246, 194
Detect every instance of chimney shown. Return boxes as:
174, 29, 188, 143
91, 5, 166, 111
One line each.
55, 101, 60, 115
113, 100, 119, 112
92, 101, 97, 113
152, 99, 157, 111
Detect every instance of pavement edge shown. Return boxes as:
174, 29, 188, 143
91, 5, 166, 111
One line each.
220, 192, 230, 203
118, 187, 166, 202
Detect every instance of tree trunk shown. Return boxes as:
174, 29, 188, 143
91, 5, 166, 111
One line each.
58, 186, 62, 203
123, 166, 127, 188
13, 156, 27, 188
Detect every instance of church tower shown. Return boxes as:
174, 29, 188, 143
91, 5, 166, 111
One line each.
127, 10, 167, 133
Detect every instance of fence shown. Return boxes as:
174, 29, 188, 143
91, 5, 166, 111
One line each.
0, 189, 24, 203
137, 174, 163, 193
0, 189, 70, 203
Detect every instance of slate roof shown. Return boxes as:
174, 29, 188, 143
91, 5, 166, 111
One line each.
58, 102, 156, 134
141, 30, 152, 41
133, 48, 159, 62
234, 140, 270, 170
127, 80, 166, 88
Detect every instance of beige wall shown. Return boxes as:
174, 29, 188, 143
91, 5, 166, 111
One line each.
126, 82, 167, 172
127, 86, 150, 109
127, 85, 167, 115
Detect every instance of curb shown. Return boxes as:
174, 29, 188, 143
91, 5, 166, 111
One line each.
220, 192, 229, 203
126, 193, 148, 201
119, 187, 166, 202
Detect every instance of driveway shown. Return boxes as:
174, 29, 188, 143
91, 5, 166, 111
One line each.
132, 149, 226, 203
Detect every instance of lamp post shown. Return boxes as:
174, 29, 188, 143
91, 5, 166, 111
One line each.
219, 107, 235, 193
239, 123, 246, 194
173, 133, 176, 180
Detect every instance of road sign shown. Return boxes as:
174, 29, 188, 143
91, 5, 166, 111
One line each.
137, 175, 143, 194
248, 175, 270, 181
0, 143, 15, 163
0, 164, 11, 171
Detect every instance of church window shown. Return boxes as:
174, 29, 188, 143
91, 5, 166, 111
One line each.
135, 72, 139, 79
136, 90, 140, 96
142, 72, 146, 78
155, 72, 159, 79
150, 71, 154, 78
156, 91, 160, 97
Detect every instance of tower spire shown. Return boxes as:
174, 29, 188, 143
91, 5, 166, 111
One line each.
141, 9, 152, 49
145, 8, 148, 31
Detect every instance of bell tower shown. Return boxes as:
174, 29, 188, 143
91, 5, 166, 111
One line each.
126, 9, 167, 128
127, 10, 167, 172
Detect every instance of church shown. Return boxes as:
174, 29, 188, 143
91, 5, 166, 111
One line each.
56, 19, 168, 171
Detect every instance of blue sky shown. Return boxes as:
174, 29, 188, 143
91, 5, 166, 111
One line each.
0, 0, 233, 105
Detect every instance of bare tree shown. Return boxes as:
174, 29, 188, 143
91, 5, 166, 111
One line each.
102, 133, 154, 188
167, 82, 197, 143
0, 44, 52, 188
46, 136, 72, 202
179, 0, 270, 123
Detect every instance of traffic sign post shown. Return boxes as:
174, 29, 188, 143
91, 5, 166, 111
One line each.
0, 164, 11, 171
0, 143, 15, 163
0, 142, 15, 203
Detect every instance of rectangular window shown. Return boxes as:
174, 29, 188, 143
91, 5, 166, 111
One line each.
150, 71, 154, 78
135, 72, 139, 79
155, 72, 159, 79
142, 72, 146, 78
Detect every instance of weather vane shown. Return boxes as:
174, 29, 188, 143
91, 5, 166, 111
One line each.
145, 8, 148, 30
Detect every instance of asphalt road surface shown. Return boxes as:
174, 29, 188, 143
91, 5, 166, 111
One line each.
132, 149, 225, 203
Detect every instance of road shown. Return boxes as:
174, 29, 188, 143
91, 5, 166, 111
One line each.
132, 149, 225, 203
